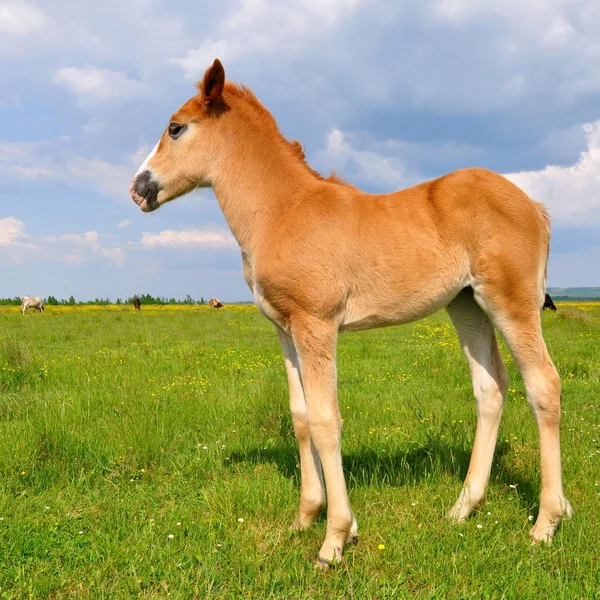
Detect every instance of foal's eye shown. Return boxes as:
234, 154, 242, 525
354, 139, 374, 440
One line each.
168, 122, 186, 139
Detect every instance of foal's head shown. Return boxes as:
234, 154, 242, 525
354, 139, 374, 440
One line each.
130, 59, 229, 212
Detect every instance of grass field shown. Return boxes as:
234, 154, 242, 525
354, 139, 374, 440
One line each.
0, 302, 599, 598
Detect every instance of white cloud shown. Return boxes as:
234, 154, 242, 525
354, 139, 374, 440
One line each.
0, 0, 47, 35
0, 216, 27, 244
317, 121, 600, 225
316, 129, 419, 188
0, 218, 125, 267
430, 0, 578, 35
135, 226, 237, 249
504, 120, 600, 224
1, 156, 131, 199
42, 230, 126, 267
174, 39, 238, 78
0, 1, 190, 61
0, 217, 38, 264
0, 138, 140, 201
54, 67, 144, 106
64, 156, 132, 199
4, 165, 54, 179
117, 219, 130, 228
0, 140, 41, 163
172, 0, 364, 79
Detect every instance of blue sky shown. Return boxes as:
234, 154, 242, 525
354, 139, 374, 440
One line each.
1, 0, 599, 302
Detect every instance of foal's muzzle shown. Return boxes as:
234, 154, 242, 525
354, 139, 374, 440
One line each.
130, 170, 160, 212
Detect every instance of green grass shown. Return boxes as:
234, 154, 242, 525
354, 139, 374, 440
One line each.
0, 302, 599, 599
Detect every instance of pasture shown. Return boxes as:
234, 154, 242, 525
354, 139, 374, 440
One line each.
0, 303, 598, 598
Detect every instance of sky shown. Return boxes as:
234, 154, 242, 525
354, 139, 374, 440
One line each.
1, 0, 599, 302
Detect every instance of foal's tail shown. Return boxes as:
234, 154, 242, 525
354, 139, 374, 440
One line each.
537, 202, 552, 310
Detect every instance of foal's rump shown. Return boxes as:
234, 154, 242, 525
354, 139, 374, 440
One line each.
444, 169, 551, 318
340, 167, 549, 329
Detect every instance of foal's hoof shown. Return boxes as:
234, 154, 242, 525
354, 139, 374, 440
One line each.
446, 497, 482, 523
289, 517, 312, 532
446, 508, 467, 524
315, 546, 343, 570
529, 523, 557, 546
529, 498, 573, 545
316, 555, 335, 570
316, 550, 343, 571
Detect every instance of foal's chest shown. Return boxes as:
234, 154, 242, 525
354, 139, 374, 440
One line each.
252, 280, 288, 331
242, 251, 288, 331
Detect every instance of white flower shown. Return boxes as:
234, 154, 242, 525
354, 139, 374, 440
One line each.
476, 524, 483, 529
168, 533, 174, 539
237, 518, 245, 523
528, 515, 534, 521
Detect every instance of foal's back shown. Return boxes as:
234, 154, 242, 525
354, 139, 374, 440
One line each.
256, 166, 548, 328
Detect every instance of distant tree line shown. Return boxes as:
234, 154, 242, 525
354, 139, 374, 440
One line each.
1, 293, 597, 306
0, 295, 208, 306
552, 296, 600, 301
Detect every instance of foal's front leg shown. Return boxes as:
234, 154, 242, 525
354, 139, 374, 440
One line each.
291, 319, 356, 565
277, 329, 326, 530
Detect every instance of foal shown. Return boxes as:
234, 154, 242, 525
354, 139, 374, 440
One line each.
130, 59, 572, 565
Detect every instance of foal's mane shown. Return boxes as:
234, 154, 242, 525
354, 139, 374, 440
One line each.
221, 82, 351, 187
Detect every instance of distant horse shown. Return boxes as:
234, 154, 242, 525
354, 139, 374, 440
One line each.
209, 298, 224, 309
21, 296, 44, 315
130, 59, 571, 565
133, 297, 141, 310
543, 293, 557, 312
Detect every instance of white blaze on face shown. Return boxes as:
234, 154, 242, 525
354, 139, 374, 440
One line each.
135, 142, 159, 176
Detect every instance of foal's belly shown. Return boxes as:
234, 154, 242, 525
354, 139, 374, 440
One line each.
340, 284, 465, 332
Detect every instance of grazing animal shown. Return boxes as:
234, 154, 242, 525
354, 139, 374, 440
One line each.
543, 293, 557, 312
130, 59, 572, 565
133, 297, 141, 310
209, 298, 224, 309
21, 296, 44, 315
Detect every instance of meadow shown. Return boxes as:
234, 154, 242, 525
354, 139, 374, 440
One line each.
0, 302, 598, 599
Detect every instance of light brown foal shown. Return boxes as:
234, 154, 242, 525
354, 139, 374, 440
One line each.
130, 59, 572, 566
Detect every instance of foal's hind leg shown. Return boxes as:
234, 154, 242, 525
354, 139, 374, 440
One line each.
482, 299, 573, 543
446, 288, 509, 522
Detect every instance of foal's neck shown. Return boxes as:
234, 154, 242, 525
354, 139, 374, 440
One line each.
211, 131, 315, 254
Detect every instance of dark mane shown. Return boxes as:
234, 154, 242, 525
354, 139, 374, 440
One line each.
286, 139, 351, 186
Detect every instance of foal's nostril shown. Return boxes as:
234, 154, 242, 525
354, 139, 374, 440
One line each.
133, 170, 160, 208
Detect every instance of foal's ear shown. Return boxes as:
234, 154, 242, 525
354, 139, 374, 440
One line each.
200, 59, 225, 105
